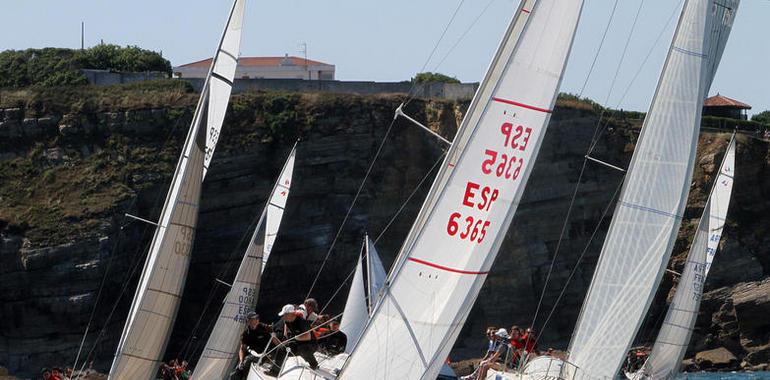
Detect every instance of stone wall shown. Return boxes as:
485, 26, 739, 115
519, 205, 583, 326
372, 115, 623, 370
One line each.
81, 69, 169, 86
182, 77, 479, 100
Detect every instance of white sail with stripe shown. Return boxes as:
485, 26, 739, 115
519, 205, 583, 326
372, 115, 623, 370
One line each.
340, 0, 583, 378
108, 1, 245, 378
193, 144, 297, 379
567, 1, 718, 378
639, 136, 736, 379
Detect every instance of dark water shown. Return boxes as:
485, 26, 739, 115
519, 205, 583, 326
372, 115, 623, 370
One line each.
677, 373, 770, 379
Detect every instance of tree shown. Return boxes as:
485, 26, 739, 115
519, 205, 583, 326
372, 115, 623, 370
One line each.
751, 110, 770, 125
412, 72, 461, 84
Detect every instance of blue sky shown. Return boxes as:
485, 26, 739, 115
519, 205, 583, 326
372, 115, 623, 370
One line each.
2, 0, 768, 114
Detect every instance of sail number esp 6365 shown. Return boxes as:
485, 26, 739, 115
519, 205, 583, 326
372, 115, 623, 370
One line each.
445, 120, 533, 244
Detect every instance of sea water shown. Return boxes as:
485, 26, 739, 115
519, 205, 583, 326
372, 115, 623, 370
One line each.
677, 373, 770, 379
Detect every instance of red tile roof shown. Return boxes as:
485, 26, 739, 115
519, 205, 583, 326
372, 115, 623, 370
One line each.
176, 56, 332, 69
703, 94, 751, 109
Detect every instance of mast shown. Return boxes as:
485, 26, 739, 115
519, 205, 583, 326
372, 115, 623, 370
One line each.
641, 135, 736, 379
567, 1, 719, 377
340, 0, 584, 378
193, 143, 297, 379
109, 1, 245, 378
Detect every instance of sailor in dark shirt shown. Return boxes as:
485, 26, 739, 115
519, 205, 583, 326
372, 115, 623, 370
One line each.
317, 319, 347, 355
229, 312, 271, 380
276, 304, 319, 370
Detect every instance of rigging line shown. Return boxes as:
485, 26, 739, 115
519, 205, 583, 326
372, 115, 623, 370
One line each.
587, 0, 682, 156
178, 206, 265, 359
403, 0, 467, 106
319, 265, 359, 315
533, 175, 626, 348
525, 0, 650, 336
578, 0, 621, 98
431, 0, 498, 77
72, 107, 191, 371
373, 151, 447, 245
304, 116, 398, 300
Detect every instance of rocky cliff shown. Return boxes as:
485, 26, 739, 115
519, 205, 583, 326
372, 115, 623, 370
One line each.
0, 84, 768, 376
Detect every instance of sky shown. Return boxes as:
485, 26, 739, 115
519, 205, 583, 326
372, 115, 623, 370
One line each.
2, 0, 768, 115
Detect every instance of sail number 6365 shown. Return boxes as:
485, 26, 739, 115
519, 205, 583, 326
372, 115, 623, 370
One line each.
447, 212, 490, 244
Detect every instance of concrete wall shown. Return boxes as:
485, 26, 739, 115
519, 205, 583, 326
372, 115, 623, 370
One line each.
182, 77, 479, 100
81, 69, 168, 86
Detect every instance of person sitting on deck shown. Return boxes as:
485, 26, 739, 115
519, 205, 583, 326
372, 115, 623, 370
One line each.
481, 326, 498, 360
520, 328, 538, 355
41, 368, 52, 380
316, 319, 347, 355
463, 328, 510, 380
229, 312, 273, 380
298, 298, 329, 326
508, 325, 525, 368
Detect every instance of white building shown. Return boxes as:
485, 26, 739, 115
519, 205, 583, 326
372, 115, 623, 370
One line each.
173, 54, 335, 80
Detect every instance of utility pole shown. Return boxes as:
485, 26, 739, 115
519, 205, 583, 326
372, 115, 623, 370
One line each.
81, 22, 84, 50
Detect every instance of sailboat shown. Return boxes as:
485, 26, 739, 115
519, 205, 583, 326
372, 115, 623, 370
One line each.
245, 0, 582, 378
107, 0, 245, 378
339, 235, 387, 353
192, 143, 297, 379
493, 0, 739, 379
628, 135, 736, 379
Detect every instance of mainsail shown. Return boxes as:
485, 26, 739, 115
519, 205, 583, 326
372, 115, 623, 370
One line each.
108, 1, 245, 378
640, 136, 736, 379
567, 1, 719, 377
340, 236, 387, 353
192, 144, 297, 379
340, 1, 583, 378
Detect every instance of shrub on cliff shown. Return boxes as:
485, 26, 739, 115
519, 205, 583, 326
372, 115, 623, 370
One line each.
412, 72, 461, 84
751, 110, 770, 126
0, 45, 171, 88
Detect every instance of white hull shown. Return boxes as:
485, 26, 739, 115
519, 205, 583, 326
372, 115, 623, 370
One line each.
485, 356, 575, 380
247, 352, 347, 380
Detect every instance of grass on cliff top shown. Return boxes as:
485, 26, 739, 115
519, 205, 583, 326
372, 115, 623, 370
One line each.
0, 136, 179, 246
0, 80, 199, 117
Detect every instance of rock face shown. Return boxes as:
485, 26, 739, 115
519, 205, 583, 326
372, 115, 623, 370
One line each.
0, 91, 769, 377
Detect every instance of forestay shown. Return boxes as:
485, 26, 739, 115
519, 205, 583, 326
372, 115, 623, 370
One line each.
108, 1, 245, 378
641, 136, 735, 379
340, 1, 583, 379
193, 144, 297, 379
567, 1, 716, 378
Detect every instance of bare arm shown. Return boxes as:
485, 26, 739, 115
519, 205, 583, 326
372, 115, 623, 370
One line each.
239, 343, 246, 363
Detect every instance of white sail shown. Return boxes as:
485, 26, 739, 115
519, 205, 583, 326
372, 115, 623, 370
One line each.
641, 136, 735, 379
703, 0, 739, 92
203, 0, 246, 178
340, 242, 369, 354
193, 144, 297, 379
340, 236, 388, 353
340, 1, 583, 379
567, 1, 716, 378
108, 1, 245, 378
365, 236, 387, 312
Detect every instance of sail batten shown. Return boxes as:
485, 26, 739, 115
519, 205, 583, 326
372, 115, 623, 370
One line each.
109, 1, 245, 378
192, 144, 297, 380
340, 1, 584, 378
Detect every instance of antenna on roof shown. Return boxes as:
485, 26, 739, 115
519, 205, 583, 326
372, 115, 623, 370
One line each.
298, 42, 309, 80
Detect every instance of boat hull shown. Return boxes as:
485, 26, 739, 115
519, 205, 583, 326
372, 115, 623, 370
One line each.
247, 352, 347, 380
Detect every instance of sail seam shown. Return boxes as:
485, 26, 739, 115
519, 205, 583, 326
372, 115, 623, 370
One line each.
211, 72, 234, 86
218, 48, 238, 61
408, 257, 489, 275
147, 287, 182, 299
491, 96, 552, 113
120, 352, 160, 362
618, 201, 683, 219
672, 46, 707, 58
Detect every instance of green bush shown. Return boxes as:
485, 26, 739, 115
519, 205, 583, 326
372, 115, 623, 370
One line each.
751, 110, 770, 125
0, 45, 171, 88
412, 72, 461, 84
